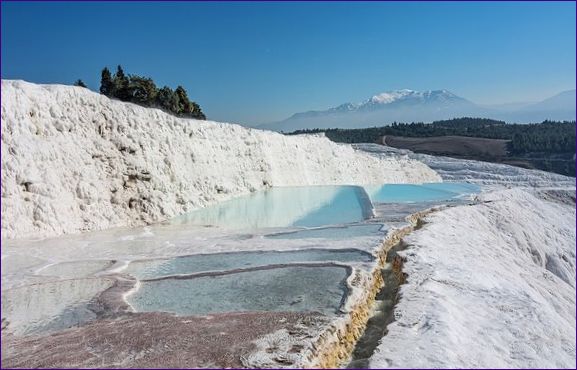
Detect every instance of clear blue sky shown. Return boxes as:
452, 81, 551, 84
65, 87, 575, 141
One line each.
2, 1, 575, 124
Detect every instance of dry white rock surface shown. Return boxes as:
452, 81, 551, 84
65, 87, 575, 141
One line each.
370, 188, 576, 368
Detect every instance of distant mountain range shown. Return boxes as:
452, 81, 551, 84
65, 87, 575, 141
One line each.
259, 89, 576, 132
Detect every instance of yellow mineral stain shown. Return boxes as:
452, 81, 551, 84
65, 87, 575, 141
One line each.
305, 208, 437, 368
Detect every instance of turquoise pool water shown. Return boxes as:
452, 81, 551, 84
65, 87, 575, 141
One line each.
125, 249, 372, 280
365, 182, 479, 203
172, 185, 373, 229
126, 181, 479, 318
127, 265, 349, 316
170, 183, 477, 229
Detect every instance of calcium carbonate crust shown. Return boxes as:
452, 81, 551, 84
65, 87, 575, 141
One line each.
370, 187, 576, 368
1, 80, 440, 240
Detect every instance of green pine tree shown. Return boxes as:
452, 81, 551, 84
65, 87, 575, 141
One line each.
113, 65, 130, 101
129, 75, 157, 105
100, 67, 113, 96
156, 86, 180, 113
175, 86, 191, 115
74, 79, 87, 88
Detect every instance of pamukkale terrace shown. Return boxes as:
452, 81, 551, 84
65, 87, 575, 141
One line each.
1, 80, 575, 368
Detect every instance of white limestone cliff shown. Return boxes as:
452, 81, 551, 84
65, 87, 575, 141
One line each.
1, 80, 440, 239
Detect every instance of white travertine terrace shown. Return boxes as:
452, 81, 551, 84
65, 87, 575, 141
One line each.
1, 80, 440, 240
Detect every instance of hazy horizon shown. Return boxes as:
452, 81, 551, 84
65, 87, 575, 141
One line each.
2, 1, 575, 125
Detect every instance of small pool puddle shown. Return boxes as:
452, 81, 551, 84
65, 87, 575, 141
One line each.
365, 182, 479, 203
127, 265, 350, 316
1, 278, 115, 336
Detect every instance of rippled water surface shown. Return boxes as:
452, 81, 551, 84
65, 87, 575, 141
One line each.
127, 265, 349, 316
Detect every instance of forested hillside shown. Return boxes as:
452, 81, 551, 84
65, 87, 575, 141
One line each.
289, 118, 576, 176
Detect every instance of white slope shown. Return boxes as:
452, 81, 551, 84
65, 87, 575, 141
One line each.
370, 188, 576, 368
0, 80, 440, 240
354, 143, 577, 188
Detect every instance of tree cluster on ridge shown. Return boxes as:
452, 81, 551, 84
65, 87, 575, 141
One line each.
98, 65, 205, 120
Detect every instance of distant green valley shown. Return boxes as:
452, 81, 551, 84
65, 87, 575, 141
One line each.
289, 118, 576, 177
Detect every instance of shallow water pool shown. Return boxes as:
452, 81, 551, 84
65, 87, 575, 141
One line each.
365, 182, 479, 203
125, 248, 372, 280
1, 277, 115, 335
127, 265, 349, 316
171, 186, 373, 229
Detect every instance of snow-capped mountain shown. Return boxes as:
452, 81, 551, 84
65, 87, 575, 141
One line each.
259, 89, 576, 132
287, 89, 474, 120
260, 89, 481, 132
363, 89, 470, 108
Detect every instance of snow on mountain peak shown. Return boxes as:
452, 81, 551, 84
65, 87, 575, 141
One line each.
370, 89, 417, 104
368, 89, 460, 105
